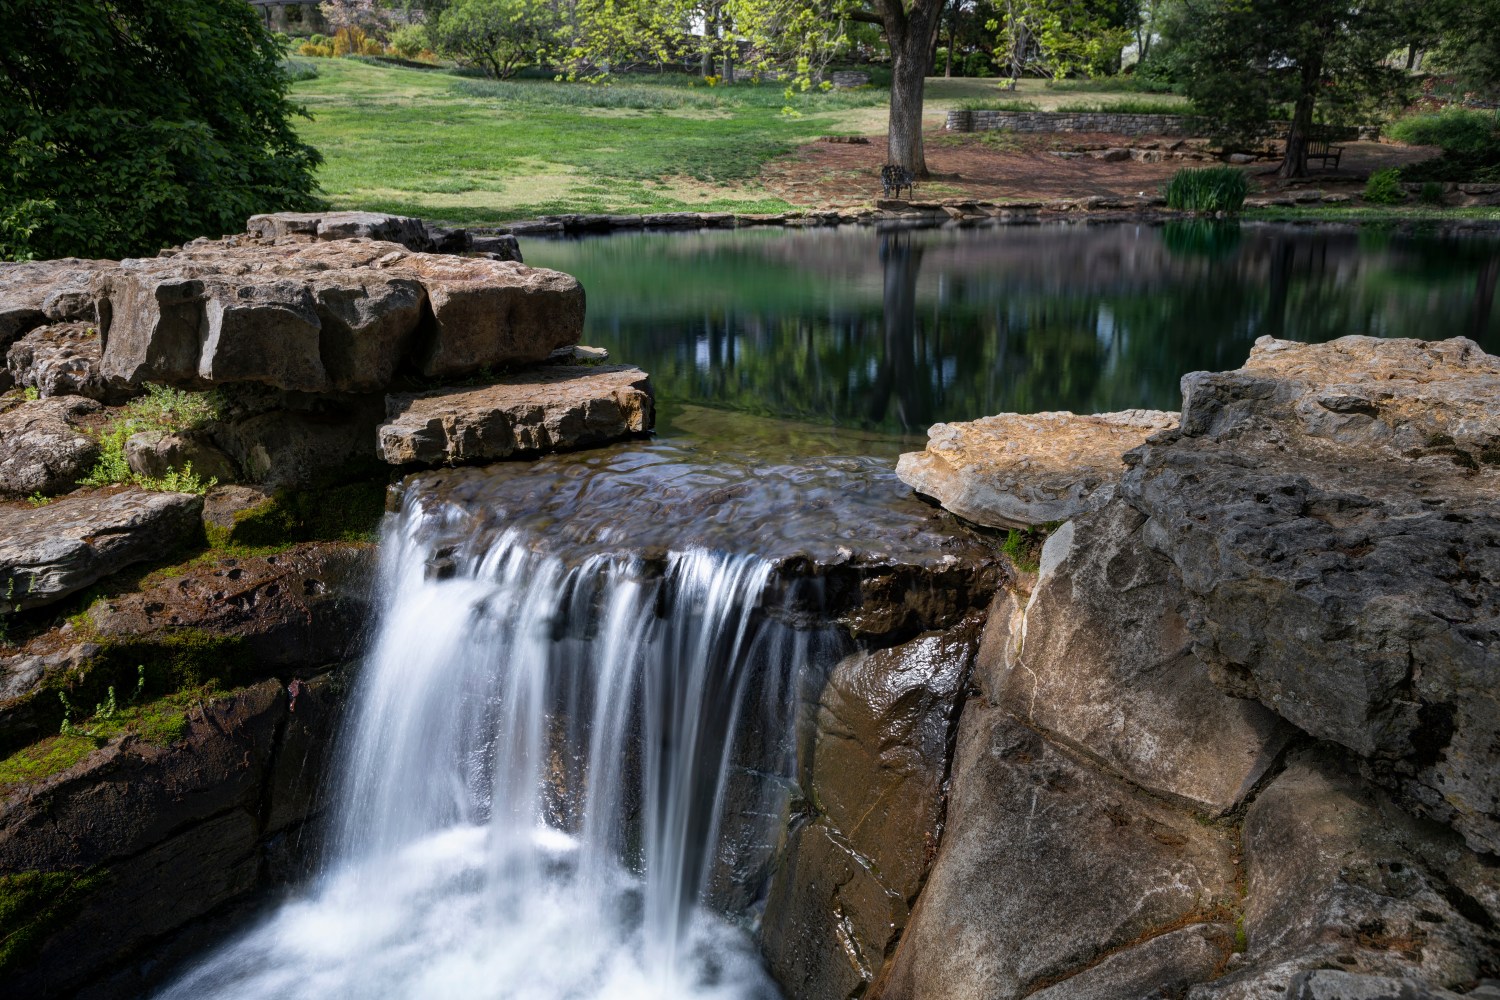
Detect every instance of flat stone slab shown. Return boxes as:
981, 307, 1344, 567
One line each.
95, 240, 582, 392
0, 489, 204, 610
0, 258, 113, 350
0, 396, 101, 496
896, 409, 1177, 528
377, 365, 654, 466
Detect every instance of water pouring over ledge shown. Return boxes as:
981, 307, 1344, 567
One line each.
155, 433, 999, 1000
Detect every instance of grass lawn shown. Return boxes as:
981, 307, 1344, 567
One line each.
290, 59, 889, 222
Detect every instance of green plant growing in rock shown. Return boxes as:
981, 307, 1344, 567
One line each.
79, 386, 223, 492
1419, 181, 1445, 206
1164, 166, 1249, 214
21, 386, 38, 402
0, 869, 109, 975
1001, 528, 1045, 573
1363, 168, 1405, 205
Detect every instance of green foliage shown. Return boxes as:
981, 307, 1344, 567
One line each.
431, 0, 559, 79
282, 58, 321, 82
956, 98, 1040, 112
1053, 98, 1194, 115
78, 385, 222, 491
0, 869, 108, 974
988, 0, 1132, 82
1363, 168, 1406, 205
1389, 108, 1500, 155
1419, 181, 1445, 205
1044, 74, 1175, 94
1001, 528, 1046, 574
21, 386, 38, 402
389, 24, 431, 60
1164, 166, 1249, 213
210, 481, 387, 548
0, 0, 325, 261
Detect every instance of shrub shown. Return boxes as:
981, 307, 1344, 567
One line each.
332, 26, 370, 56
0, 0, 323, 261
957, 98, 1039, 112
1363, 168, 1406, 204
1055, 98, 1195, 116
1419, 181, 1445, 205
389, 24, 430, 60
1389, 108, 1500, 184
1164, 166, 1249, 213
299, 41, 334, 57
282, 58, 320, 81
431, 0, 559, 80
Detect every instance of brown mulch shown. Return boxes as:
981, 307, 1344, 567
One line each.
760, 129, 1443, 208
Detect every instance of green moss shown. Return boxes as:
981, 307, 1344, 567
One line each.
216, 481, 386, 548
0, 869, 109, 975
1001, 527, 1046, 574
0, 736, 95, 785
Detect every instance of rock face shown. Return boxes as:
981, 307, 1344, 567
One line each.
94, 240, 583, 392
0, 677, 343, 999
377, 364, 654, 465
0, 396, 101, 496
6, 322, 123, 403
763, 615, 983, 1000
0, 489, 204, 610
896, 409, 1177, 528
1121, 336, 1500, 855
996, 502, 1292, 813
124, 429, 239, 483
0, 258, 113, 350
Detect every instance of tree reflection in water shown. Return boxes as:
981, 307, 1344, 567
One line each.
523, 223, 1500, 437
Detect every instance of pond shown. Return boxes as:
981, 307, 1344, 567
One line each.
523, 221, 1500, 448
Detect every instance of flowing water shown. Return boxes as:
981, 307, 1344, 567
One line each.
158, 221, 1500, 999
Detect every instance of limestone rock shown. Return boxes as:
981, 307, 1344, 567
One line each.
763, 616, 983, 999
872, 713, 1238, 1000
6, 322, 126, 403
207, 392, 387, 487
991, 502, 1292, 813
1286, 971, 1465, 1000
245, 210, 432, 249
0, 258, 113, 349
94, 240, 582, 392
896, 409, 1177, 528
124, 429, 239, 483
471, 234, 523, 261
1122, 335, 1500, 854
1027, 925, 1233, 1000
0, 395, 101, 496
0, 489, 204, 609
377, 365, 654, 466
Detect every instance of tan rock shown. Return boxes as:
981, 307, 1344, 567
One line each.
896, 409, 1177, 528
377, 365, 654, 466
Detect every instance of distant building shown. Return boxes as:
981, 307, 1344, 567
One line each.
249, 0, 327, 36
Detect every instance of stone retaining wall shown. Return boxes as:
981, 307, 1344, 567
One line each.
945, 109, 1371, 141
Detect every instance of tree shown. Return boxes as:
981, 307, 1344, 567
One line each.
989, 0, 1130, 82
0, 0, 323, 261
851, 1, 949, 178
1429, 0, 1500, 94
1159, 0, 1407, 178
432, 0, 560, 78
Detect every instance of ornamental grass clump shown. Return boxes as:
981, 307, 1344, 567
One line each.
1164, 166, 1249, 214
1363, 168, 1406, 205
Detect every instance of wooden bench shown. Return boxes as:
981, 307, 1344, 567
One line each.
1306, 139, 1344, 170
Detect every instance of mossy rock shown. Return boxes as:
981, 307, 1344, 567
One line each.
0, 869, 108, 976
206, 480, 387, 549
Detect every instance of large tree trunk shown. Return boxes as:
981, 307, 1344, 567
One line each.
880, 0, 946, 178
1277, 52, 1323, 179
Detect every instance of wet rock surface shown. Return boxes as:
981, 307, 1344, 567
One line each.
1122, 336, 1500, 854
896, 409, 1177, 528
0, 395, 101, 496
763, 615, 983, 999
378, 364, 654, 466
0, 489, 203, 609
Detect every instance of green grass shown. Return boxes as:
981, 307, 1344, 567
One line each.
1244, 204, 1500, 223
290, 60, 887, 222
1053, 98, 1195, 115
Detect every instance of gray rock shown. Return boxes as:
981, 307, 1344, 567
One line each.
124, 429, 239, 483
209, 393, 386, 487
991, 502, 1292, 813
0, 395, 101, 496
1028, 924, 1233, 1000
6, 322, 125, 403
896, 409, 1177, 529
1121, 335, 1500, 854
469, 234, 522, 261
872, 712, 1238, 1000
377, 365, 654, 466
94, 241, 582, 392
1286, 971, 1463, 1000
1215, 749, 1499, 993
763, 616, 983, 1000
0, 258, 113, 349
0, 489, 204, 609
245, 210, 432, 250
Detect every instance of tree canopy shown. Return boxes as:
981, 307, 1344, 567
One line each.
0, 0, 323, 261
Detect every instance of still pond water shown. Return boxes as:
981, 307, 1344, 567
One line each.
524, 221, 1500, 447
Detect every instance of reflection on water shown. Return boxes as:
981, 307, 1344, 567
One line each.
523, 222, 1500, 435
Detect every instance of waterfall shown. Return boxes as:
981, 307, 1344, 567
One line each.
158, 491, 833, 1000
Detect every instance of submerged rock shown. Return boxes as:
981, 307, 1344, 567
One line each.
1123, 335, 1500, 855
896, 409, 1177, 528
0, 396, 101, 497
0, 489, 203, 610
377, 364, 655, 466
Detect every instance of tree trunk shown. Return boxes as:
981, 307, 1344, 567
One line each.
880, 0, 946, 178
945, 0, 955, 78
1277, 53, 1323, 179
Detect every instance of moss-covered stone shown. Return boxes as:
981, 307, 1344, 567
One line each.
207, 480, 387, 549
0, 869, 108, 975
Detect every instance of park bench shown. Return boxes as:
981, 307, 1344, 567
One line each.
1306, 138, 1344, 170
880, 163, 914, 199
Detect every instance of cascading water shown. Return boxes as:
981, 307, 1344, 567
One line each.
158, 486, 839, 1000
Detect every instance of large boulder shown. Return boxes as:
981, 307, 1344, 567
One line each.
0, 396, 101, 496
991, 501, 1292, 813
6, 322, 124, 403
1121, 336, 1500, 854
0, 258, 113, 350
897, 409, 1177, 528
0, 489, 204, 610
94, 240, 583, 392
1187, 750, 1499, 998
377, 364, 655, 466
762, 615, 984, 1000
245, 210, 433, 249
